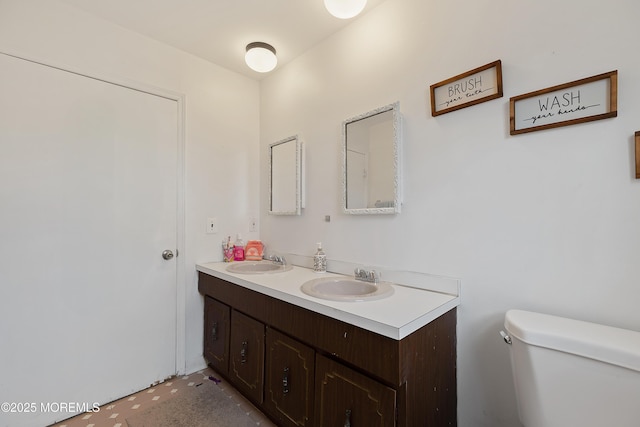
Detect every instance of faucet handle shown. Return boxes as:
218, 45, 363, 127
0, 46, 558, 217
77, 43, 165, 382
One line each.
369, 270, 379, 283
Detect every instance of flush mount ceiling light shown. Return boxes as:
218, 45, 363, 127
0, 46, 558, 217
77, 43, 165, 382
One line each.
245, 42, 277, 73
324, 0, 367, 19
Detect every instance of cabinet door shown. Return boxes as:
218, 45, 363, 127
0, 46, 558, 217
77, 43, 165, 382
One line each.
264, 327, 315, 427
230, 310, 265, 403
315, 355, 396, 427
204, 296, 230, 374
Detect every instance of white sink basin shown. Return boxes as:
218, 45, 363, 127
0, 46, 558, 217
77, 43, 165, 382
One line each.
300, 277, 394, 302
226, 261, 293, 274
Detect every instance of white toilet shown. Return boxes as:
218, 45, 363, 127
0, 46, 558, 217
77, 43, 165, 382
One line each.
502, 309, 640, 427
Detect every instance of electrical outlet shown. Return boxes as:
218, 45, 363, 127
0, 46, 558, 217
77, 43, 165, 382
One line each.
206, 217, 218, 234
249, 217, 257, 232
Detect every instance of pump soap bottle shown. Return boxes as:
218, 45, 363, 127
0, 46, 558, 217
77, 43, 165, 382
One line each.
233, 233, 245, 261
313, 242, 326, 273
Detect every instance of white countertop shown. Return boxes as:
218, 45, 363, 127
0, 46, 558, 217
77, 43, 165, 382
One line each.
196, 261, 460, 340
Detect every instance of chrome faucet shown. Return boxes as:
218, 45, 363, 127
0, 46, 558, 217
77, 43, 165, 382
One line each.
354, 268, 379, 284
269, 254, 287, 266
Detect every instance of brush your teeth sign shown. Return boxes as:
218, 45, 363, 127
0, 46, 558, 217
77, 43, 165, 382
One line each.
510, 70, 617, 135
430, 60, 503, 116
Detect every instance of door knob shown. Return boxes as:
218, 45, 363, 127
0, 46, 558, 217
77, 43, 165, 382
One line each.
162, 250, 174, 260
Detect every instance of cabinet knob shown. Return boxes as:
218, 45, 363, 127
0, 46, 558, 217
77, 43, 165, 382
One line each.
344, 409, 352, 427
282, 366, 290, 395
211, 322, 218, 341
240, 341, 248, 364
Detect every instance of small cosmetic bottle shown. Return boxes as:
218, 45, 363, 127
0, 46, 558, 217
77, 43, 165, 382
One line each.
313, 242, 326, 273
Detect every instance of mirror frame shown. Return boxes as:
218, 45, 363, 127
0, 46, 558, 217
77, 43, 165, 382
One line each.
268, 135, 304, 216
342, 102, 402, 215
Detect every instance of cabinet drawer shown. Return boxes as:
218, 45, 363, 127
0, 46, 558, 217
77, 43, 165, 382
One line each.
229, 310, 265, 404
264, 327, 315, 427
315, 354, 396, 427
203, 296, 230, 374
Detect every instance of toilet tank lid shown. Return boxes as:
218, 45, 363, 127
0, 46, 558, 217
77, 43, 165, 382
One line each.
505, 309, 640, 372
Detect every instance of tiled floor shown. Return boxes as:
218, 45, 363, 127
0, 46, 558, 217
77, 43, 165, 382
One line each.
48, 367, 276, 427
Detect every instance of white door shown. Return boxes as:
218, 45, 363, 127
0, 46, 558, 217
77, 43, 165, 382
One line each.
0, 53, 178, 427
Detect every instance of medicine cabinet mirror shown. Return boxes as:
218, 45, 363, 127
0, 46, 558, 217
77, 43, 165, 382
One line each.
269, 135, 304, 215
343, 102, 401, 215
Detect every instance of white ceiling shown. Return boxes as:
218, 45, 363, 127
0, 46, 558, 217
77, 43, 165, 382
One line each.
60, 0, 386, 80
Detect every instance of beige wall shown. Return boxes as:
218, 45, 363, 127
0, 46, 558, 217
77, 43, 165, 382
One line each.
259, 0, 640, 425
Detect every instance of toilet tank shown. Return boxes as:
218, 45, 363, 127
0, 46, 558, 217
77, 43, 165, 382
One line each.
504, 309, 640, 427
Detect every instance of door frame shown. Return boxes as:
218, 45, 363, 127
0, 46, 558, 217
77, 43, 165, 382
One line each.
0, 50, 187, 375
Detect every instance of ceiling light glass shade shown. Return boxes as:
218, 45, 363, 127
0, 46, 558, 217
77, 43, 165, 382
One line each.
324, 0, 367, 19
245, 42, 277, 73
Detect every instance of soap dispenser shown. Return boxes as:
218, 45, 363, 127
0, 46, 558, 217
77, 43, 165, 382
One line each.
233, 233, 245, 261
313, 242, 326, 273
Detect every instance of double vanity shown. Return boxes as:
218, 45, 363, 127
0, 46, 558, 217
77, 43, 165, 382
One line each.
197, 260, 460, 426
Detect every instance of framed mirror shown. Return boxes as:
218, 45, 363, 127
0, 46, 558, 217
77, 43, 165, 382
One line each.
343, 102, 401, 215
269, 135, 304, 215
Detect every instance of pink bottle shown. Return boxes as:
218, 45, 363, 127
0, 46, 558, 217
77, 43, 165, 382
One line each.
233, 234, 245, 261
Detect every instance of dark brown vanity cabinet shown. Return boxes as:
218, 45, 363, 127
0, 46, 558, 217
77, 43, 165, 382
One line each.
229, 309, 265, 403
264, 327, 315, 427
203, 296, 230, 374
204, 295, 265, 404
199, 272, 457, 427
315, 354, 396, 427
